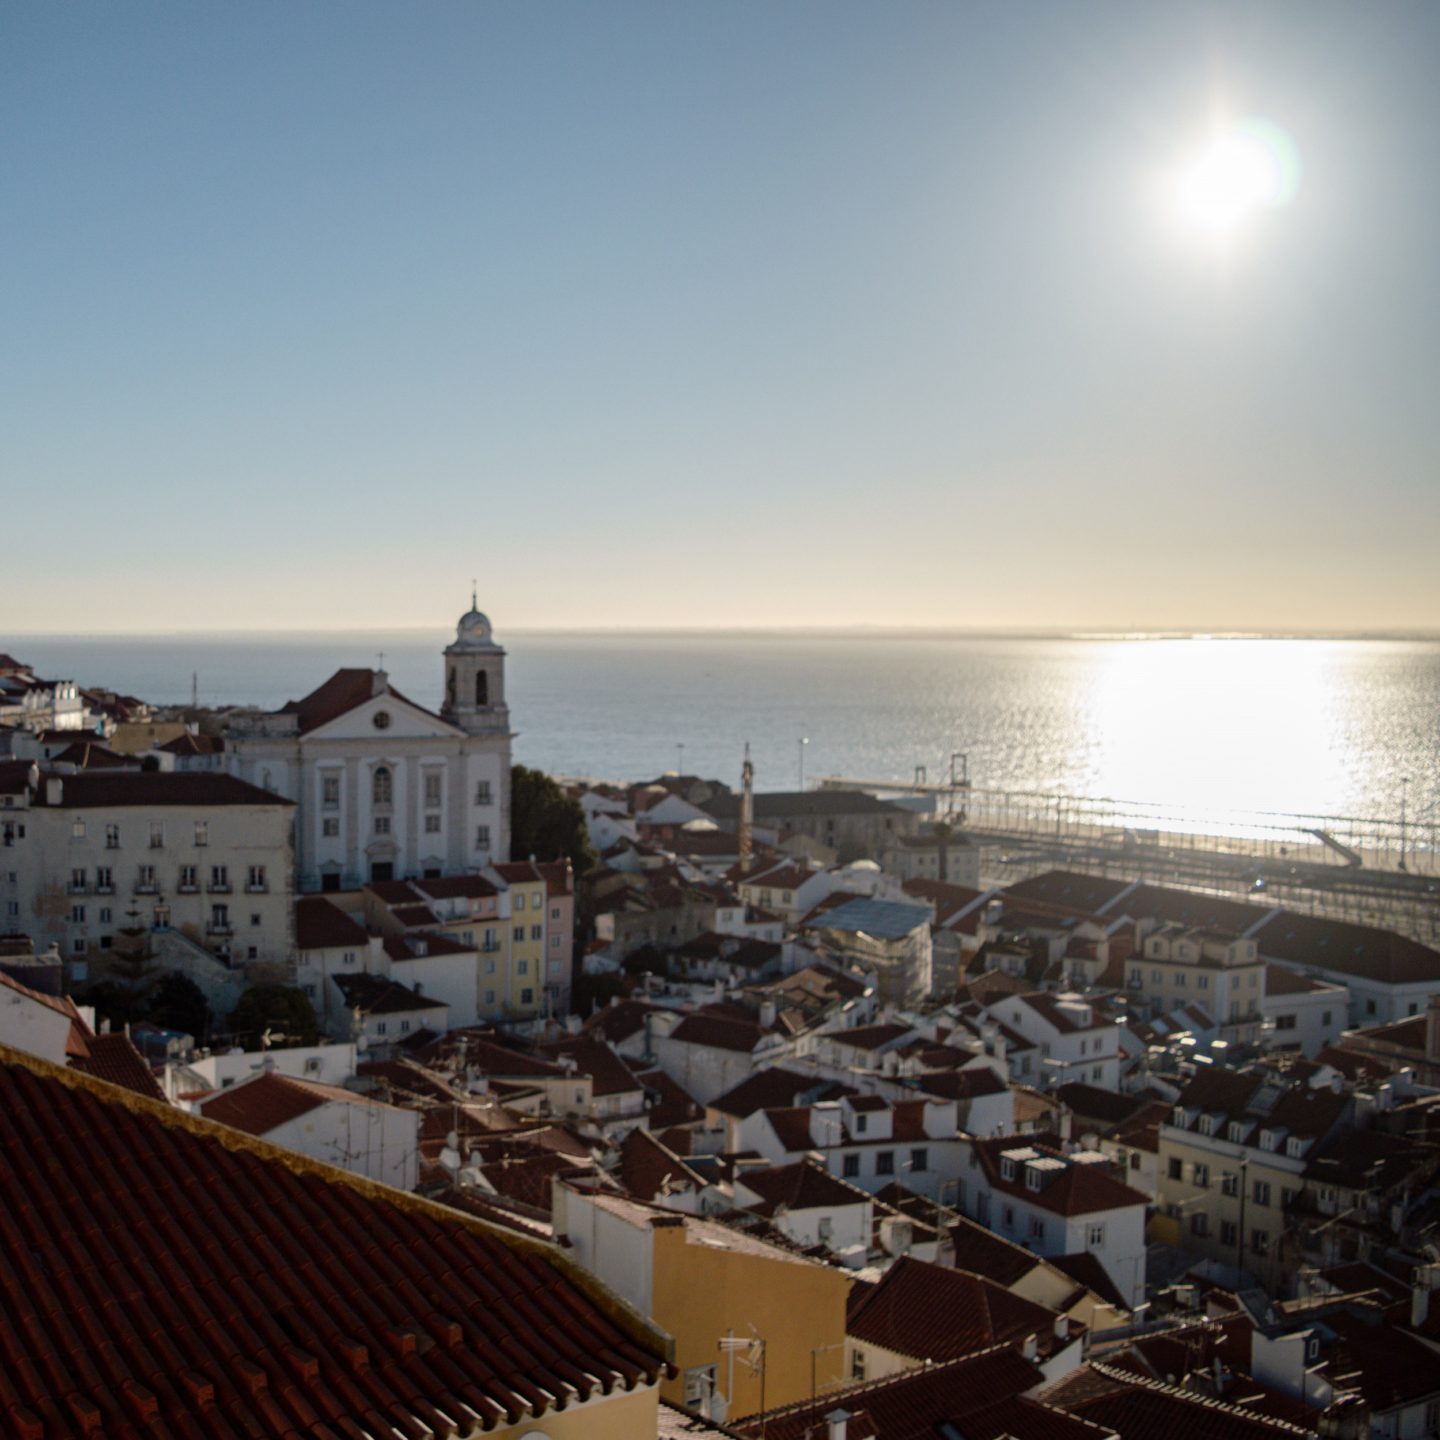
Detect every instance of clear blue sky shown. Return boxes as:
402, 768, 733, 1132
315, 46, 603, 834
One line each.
4, 2, 1438, 633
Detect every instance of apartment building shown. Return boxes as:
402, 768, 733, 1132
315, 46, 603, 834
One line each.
1125, 923, 1265, 1047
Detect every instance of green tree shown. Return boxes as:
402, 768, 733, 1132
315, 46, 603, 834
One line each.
148, 972, 211, 1040
227, 984, 318, 1049
510, 765, 596, 877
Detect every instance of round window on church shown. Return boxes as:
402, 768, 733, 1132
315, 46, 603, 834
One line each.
373, 710, 391, 730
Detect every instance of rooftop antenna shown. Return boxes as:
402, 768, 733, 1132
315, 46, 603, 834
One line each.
739, 743, 754, 872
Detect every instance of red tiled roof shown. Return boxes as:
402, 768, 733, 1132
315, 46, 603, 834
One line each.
0, 1046, 669, 1437
822, 1022, 912, 1052
294, 896, 370, 951
0, 970, 92, 1057
970, 1134, 1148, 1217
68, 1032, 166, 1102
634, 1068, 704, 1129
738, 1159, 872, 1217
1254, 910, 1440, 986
849, 1256, 1077, 1364
617, 1128, 706, 1201
540, 1036, 642, 1098
709, 1067, 856, 1119
748, 1346, 1059, 1440
948, 1215, 1045, 1286
48, 742, 135, 770
331, 972, 445, 1016
28, 771, 294, 809
667, 1013, 768, 1053
280, 667, 453, 735
1263, 963, 1334, 996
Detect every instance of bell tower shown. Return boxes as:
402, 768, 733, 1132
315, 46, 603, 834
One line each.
442, 586, 508, 736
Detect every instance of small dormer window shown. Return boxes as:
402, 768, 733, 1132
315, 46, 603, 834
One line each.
1286, 1136, 1306, 1158
1026, 1167, 1042, 1192
1001, 1157, 1016, 1182
1199, 1114, 1216, 1137
1172, 1106, 1186, 1127
1227, 1121, 1245, 1144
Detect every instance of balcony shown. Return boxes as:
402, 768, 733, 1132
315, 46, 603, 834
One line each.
95, 883, 114, 896
177, 883, 199, 895
206, 922, 234, 938
134, 883, 158, 896
208, 882, 232, 895
66, 882, 88, 896
245, 882, 269, 895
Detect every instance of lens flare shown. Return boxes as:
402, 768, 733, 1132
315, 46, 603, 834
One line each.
1172, 118, 1301, 243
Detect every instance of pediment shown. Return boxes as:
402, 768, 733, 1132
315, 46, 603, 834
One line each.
301, 692, 462, 743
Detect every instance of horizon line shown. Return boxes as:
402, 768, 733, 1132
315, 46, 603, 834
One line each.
7, 625, 1440, 643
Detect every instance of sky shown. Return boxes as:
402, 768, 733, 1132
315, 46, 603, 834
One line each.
4, 2, 1439, 635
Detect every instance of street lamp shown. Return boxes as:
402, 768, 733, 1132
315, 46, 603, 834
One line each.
799, 736, 810, 793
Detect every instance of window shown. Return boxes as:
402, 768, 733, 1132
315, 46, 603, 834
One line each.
842, 1154, 860, 1179
321, 775, 340, 808
423, 772, 442, 807
1281, 1187, 1297, 1208
250, 913, 261, 927
5, 902, 17, 919
475, 780, 492, 806
210, 904, 230, 930
246, 946, 257, 961
1321, 1010, 1332, 1027
70, 904, 85, 923
1175, 972, 1186, 987
247, 865, 266, 891
136, 864, 156, 889
105, 824, 120, 849
520, 987, 533, 1005
1002, 1205, 1015, 1230
1190, 1212, 1209, 1237
1087, 1223, 1105, 1247
375, 1022, 387, 1036
517, 960, 528, 975
1168, 1157, 1183, 1181
193, 820, 208, 845
516, 893, 526, 912
1220, 1220, 1237, 1246
1253, 1180, 1271, 1207
551, 906, 561, 920
98, 908, 111, 924
1250, 1230, 1269, 1256
400, 1020, 410, 1034
1128, 967, 1141, 985
484, 989, 495, 1004
1222, 1172, 1239, 1197
851, 1351, 866, 1382
1275, 1014, 1296, 1031
425, 814, 441, 833
1366, 999, 1376, 1016
177, 864, 196, 890
72, 819, 86, 840
1197, 973, 1208, 989
372, 767, 392, 805
476, 825, 491, 850
1091, 1065, 1104, 1082
374, 816, 391, 835
876, 1151, 895, 1176
149, 822, 164, 849
551, 935, 561, 948
910, 1148, 928, 1173
95, 866, 112, 892
70, 867, 87, 892
1194, 1163, 1209, 1188
322, 818, 340, 838
513, 926, 524, 942
210, 865, 229, 890
72, 937, 86, 954
1129, 1152, 1140, 1170
530, 923, 542, 940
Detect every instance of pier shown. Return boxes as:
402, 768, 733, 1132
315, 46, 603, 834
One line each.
817, 776, 1440, 945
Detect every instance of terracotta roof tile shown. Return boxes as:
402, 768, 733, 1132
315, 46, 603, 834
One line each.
68, 1032, 166, 1102
0, 1045, 669, 1437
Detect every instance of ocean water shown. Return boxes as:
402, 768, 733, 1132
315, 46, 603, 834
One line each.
9, 632, 1439, 826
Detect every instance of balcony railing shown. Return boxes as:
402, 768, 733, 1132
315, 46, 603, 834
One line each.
208, 882, 232, 894
206, 922, 234, 937
177, 883, 199, 894
245, 882, 268, 894
134, 883, 158, 895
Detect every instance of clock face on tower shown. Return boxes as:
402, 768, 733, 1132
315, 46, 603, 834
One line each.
372, 710, 391, 730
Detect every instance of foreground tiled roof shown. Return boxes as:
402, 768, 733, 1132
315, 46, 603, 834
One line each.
0, 1045, 670, 1438
294, 895, 370, 950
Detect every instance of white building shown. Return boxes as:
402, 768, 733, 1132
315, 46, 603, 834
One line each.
227, 601, 511, 892
1261, 964, 1349, 1058
197, 1069, 419, 1190
955, 1132, 1149, 1309
982, 992, 1122, 1092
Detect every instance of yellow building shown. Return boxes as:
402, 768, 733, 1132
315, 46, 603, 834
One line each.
556, 1183, 851, 1422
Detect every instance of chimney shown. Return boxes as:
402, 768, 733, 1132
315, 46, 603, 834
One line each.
371, 670, 387, 697
825, 1410, 851, 1440
1022, 1333, 1038, 1361
759, 999, 777, 1029
1054, 1314, 1068, 1340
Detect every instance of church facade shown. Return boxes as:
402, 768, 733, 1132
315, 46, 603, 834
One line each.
226, 603, 512, 893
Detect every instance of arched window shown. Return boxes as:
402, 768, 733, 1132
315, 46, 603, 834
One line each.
373, 766, 392, 806
475, 671, 488, 706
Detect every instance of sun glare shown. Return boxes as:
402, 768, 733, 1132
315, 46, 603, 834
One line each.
1168, 118, 1300, 246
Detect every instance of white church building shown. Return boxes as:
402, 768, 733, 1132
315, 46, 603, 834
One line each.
227, 601, 512, 892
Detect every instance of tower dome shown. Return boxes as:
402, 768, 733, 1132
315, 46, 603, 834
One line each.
451, 587, 499, 652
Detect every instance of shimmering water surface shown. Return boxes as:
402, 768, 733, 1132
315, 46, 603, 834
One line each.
10, 633, 1439, 824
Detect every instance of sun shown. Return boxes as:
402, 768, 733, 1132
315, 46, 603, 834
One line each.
1168, 118, 1300, 245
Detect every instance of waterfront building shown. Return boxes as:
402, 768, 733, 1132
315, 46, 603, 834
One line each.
226, 600, 511, 891
1123, 923, 1266, 1048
